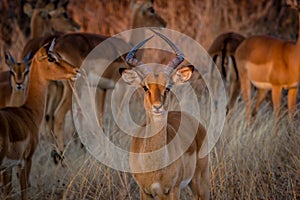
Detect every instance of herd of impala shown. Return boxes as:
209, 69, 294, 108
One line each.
0, 0, 299, 199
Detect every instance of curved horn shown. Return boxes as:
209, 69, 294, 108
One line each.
150, 29, 184, 74
47, 38, 61, 62
48, 38, 56, 55
126, 35, 154, 67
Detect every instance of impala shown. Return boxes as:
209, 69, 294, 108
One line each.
0, 52, 31, 108
22, 0, 167, 164
208, 32, 245, 113
0, 0, 80, 108
120, 30, 209, 200
0, 39, 80, 200
235, 0, 300, 125
23, 1, 80, 39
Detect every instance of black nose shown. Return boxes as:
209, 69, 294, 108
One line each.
153, 103, 162, 111
16, 84, 23, 90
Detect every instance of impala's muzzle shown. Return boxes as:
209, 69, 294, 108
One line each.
16, 83, 23, 90
71, 69, 81, 81
152, 103, 164, 114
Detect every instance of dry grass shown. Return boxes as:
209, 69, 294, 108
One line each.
211, 100, 300, 199
1, 80, 299, 200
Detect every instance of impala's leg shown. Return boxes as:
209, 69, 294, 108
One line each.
227, 82, 240, 114
272, 86, 282, 134
240, 76, 252, 124
190, 155, 209, 200
19, 158, 32, 200
45, 81, 58, 150
52, 81, 71, 164
226, 79, 240, 114
272, 86, 282, 120
287, 87, 298, 120
95, 88, 106, 128
226, 55, 240, 113
221, 50, 227, 78
139, 189, 153, 200
3, 167, 13, 198
252, 89, 268, 117
168, 187, 180, 200
45, 81, 58, 130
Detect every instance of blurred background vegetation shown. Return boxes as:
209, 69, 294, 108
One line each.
0, 0, 299, 60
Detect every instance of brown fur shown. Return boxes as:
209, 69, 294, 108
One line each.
122, 65, 209, 199
34, 0, 167, 163
24, 3, 80, 39
208, 32, 245, 113
236, 1, 300, 124
235, 2, 300, 127
0, 54, 31, 108
0, 42, 79, 200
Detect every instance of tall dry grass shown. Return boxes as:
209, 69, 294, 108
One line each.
1, 79, 299, 200
211, 99, 300, 199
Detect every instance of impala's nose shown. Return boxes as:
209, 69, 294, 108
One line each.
16, 84, 23, 90
76, 70, 81, 78
71, 69, 81, 81
152, 103, 163, 113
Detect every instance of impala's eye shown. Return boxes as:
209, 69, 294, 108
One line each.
9, 70, 14, 76
143, 86, 149, 92
48, 57, 55, 62
148, 7, 155, 14
166, 84, 172, 92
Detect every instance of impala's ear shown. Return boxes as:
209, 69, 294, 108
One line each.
172, 65, 194, 84
23, 3, 33, 17
4, 51, 15, 67
24, 51, 32, 65
119, 68, 142, 86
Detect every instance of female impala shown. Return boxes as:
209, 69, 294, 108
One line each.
0, 39, 80, 200
23, 1, 80, 39
208, 32, 245, 113
235, 1, 300, 125
0, 0, 80, 108
2, 52, 31, 107
120, 30, 209, 200
21, 0, 167, 164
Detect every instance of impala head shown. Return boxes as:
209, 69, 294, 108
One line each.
131, 0, 167, 28
47, 6, 80, 32
24, 2, 80, 38
4, 51, 31, 91
120, 30, 193, 117
34, 39, 80, 81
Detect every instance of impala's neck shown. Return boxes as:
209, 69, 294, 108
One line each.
130, 7, 148, 46
30, 9, 55, 39
23, 59, 48, 125
129, 27, 146, 47
143, 113, 168, 152
9, 89, 26, 106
